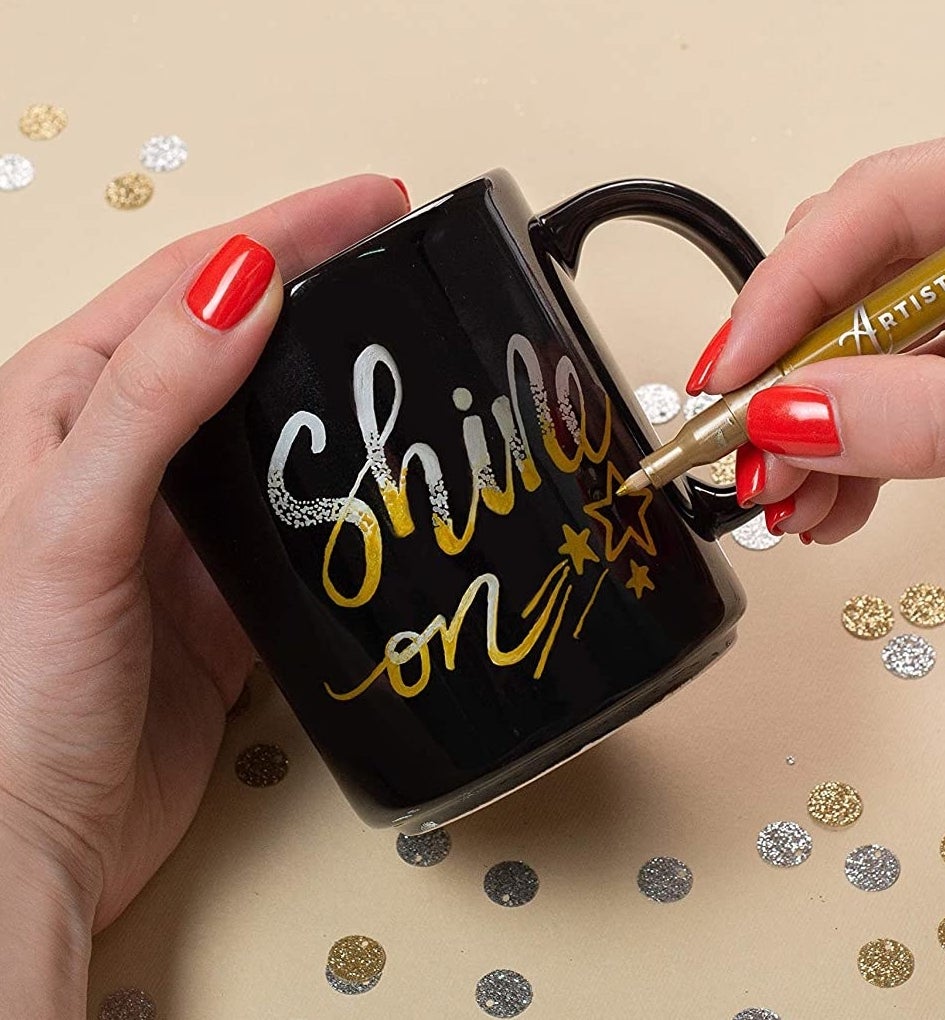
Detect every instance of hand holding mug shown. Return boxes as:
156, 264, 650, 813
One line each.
0, 175, 408, 1016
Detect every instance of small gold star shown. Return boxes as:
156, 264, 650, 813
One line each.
557, 524, 599, 575
626, 560, 655, 599
583, 461, 656, 560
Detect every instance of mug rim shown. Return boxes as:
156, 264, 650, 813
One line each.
285, 167, 515, 294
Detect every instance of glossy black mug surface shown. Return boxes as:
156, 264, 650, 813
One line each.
162, 170, 764, 831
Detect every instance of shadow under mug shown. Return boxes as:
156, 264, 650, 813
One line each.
162, 170, 764, 832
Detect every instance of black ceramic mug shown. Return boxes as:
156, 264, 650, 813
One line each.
162, 170, 764, 831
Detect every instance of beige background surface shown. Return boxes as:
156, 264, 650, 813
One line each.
4, 1, 945, 1017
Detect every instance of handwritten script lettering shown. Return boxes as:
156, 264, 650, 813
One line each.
266, 331, 652, 700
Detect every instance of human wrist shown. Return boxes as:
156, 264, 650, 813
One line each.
0, 808, 98, 1019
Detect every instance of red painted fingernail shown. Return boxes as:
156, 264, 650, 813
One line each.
735, 442, 766, 507
799, 530, 813, 545
391, 177, 411, 209
764, 495, 796, 536
686, 317, 732, 396
746, 385, 841, 456
186, 234, 276, 330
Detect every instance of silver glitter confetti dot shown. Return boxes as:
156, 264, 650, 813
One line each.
757, 820, 813, 868
475, 970, 533, 1017
484, 861, 539, 907
785, 756, 796, 766
98, 988, 156, 1020
684, 391, 721, 420
731, 514, 782, 551
634, 382, 681, 425
845, 844, 900, 892
733, 1011, 781, 1020
637, 855, 693, 903
882, 633, 935, 678
0, 154, 35, 191
140, 134, 188, 172
396, 829, 451, 867
325, 968, 381, 995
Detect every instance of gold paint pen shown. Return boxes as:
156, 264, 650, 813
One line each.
619, 245, 945, 494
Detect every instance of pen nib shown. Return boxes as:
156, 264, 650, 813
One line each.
618, 469, 650, 496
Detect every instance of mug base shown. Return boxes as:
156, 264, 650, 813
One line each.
391, 624, 738, 834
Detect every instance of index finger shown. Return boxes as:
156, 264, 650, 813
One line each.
707, 138, 945, 394
48, 174, 409, 358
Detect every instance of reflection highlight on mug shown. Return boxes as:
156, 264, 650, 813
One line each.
267, 331, 657, 701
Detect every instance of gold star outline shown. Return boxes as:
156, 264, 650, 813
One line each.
625, 560, 655, 599
582, 461, 656, 560
557, 524, 600, 576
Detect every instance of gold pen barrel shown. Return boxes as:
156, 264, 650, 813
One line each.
779, 247, 945, 373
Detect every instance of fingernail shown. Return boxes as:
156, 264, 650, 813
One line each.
799, 530, 813, 545
186, 234, 276, 330
746, 385, 841, 457
764, 495, 795, 536
391, 177, 411, 209
735, 442, 766, 507
686, 317, 732, 396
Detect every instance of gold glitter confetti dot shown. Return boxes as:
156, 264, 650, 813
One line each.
98, 988, 156, 1020
19, 103, 67, 140
807, 781, 862, 827
900, 582, 945, 627
938, 918, 945, 949
857, 939, 914, 988
841, 594, 894, 639
327, 935, 386, 984
105, 172, 153, 210
940, 835, 945, 863
711, 451, 737, 486
234, 743, 288, 787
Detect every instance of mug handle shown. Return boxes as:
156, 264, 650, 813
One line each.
535, 178, 765, 540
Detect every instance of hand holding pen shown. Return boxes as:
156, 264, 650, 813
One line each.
678, 138, 945, 545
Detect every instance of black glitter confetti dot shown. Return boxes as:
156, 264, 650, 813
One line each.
483, 861, 539, 907
98, 988, 156, 1020
396, 829, 452, 867
235, 743, 289, 787
475, 969, 533, 1016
